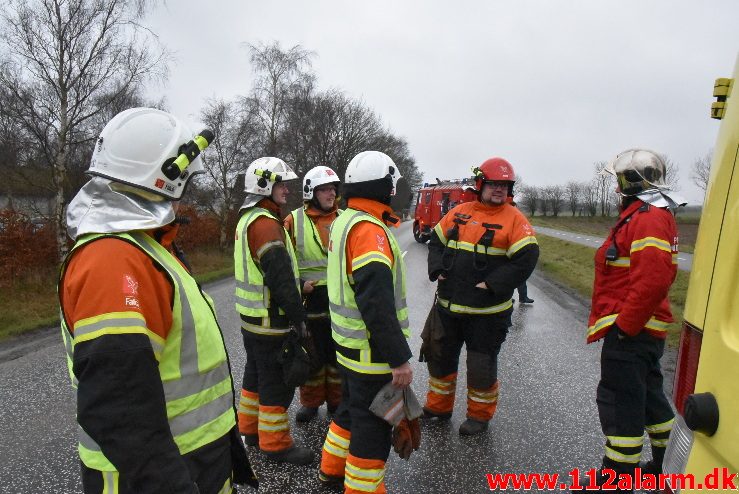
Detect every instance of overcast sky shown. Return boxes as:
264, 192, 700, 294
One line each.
146, 1, 739, 204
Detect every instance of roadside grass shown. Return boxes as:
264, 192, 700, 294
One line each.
531, 214, 699, 253
537, 234, 688, 347
0, 247, 234, 342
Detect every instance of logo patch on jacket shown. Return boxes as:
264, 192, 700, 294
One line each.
376, 234, 386, 252
123, 275, 140, 309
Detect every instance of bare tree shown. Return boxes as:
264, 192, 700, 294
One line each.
690, 149, 712, 191
593, 161, 615, 216
583, 177, 599, 216
542, 184, 564, 217
248, 41, 315, 156
0, 0, 167, 259
519, 185, 539, 217
198, 97, 261, 249
565, 181, 582, 216
660, 154, 680, 191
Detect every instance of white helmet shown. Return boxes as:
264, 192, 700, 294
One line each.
602, 148, 668, 196
241, 157, 298, 208
303, 165, 340, 200
345, 151, 402, 195
88, 107, 211, 200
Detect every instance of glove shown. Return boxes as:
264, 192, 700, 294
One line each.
392, 418, 421, 460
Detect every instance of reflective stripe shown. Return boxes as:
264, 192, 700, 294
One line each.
646, 418, 674, 434
429, 377, 456, 395
437, 297, 513, 315
587, 314, 618, 336
433, 221, 448, 244
307, 311, 330, 320
607, 435, 645, 447
630, 236, 672, 254
79, 425, 101, 452
606, 257, 631, 267
468, 389, 499, 404
447, 240, 507, 256
133, 233, 199, 376
256, 240, 285, 259
326, 428, 350, 450
102, 471, 118, 494
651, 438, 669, 447
345, 463, 385, 492
330, 302, 363, 320
605, 446, 642, 463
507, 235, 538, 257
241, 321, 291, 335
168, 392, 233, 437
587, 314, 670, 337
352, 251, 392, 271
162, 363, 230, 401
336, 352, 392, 374
217, 478, 232, 494
234, 279, 266, 293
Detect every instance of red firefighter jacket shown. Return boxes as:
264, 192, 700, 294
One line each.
587, 199, 678, 343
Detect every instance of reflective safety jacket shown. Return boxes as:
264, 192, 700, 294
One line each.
285, 204, 340, 319
428, 200, 539, 315
234, 203, 302, 336
588, 199, 678, 342
59, 232, 236, 476
328, 198, 412, 376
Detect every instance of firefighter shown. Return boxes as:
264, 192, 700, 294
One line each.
284, 165, 343, 423
234, 156, 313, 465
423, 157, 539, 435
318, 151, 413, 493
59, 108, 257, 493
587, 149, 682, 490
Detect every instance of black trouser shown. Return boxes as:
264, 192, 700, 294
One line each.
517, 282, 529, 300
81, 433, 234, 494
241, 330, 294, 408
428, 309, 510, 388
332, 369, 393, 461
307, 315, 338, 367
596, 329, 674, 472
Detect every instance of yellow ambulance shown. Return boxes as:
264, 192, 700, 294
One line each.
662, 55, 739, 493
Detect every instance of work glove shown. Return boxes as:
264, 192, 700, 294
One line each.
392, 418, 421, 460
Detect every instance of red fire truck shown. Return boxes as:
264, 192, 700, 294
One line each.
413, 179, 477, 243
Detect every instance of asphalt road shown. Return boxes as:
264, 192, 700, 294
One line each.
535, 226, 693, 272
0, 222, 674, 493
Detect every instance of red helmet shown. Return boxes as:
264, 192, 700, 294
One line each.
472, 157, 516, 192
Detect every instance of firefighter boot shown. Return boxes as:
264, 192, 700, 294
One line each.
578, 459, 635, 493
296, 406, 319, 423
639, 445, 666, 476
264, 445, 315, 465
458, 418, 489, 436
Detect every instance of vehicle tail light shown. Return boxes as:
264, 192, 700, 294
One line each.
672, 321, 703, 415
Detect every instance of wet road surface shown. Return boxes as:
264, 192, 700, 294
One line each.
0, 222, 673, 493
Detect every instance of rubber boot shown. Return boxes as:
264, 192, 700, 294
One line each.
459, 418, 489, 436
421, 408, 452, 420
296, 406, 319, 423
264, 445, 314, 465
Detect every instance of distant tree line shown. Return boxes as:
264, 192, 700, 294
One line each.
516, 155, 685, 217
0, 0, 421, 260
